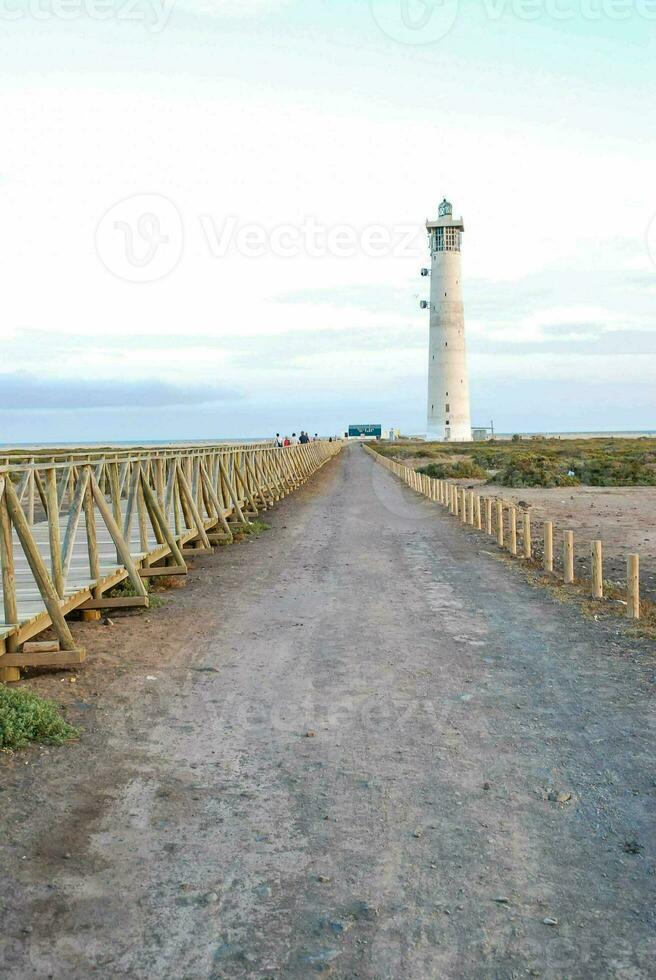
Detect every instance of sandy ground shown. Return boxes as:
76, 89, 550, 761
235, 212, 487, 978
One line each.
395, 456, 656, 603
473, 485, 656, 603
1, 445, 655, 978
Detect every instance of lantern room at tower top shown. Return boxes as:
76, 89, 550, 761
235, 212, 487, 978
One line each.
426, 198, 465, 253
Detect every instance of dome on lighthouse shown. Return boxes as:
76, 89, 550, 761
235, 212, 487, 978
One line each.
438, 198, 453, 218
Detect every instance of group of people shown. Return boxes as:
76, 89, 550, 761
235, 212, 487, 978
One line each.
275, 431, 318, 447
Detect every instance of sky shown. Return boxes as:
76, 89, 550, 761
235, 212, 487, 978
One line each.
1, 0, 655, 441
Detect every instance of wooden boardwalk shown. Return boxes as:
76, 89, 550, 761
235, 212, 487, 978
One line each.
0, 441, 341, 678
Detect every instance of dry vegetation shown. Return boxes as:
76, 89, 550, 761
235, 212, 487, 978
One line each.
375, 436, 656, 488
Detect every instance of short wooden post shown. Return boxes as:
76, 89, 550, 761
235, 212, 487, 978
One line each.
460, 489, 467, 523
453, 486, 459, 517
475, 495, 482, 530
522, 510, 532, 560
485, 498, 492, 535
544, 521, 553, 573
509, 506, 517, 555
563, 530, 574, 584
468, 490, 475, 526
627, 554, 640, 619
496, 501, 504, 547
591, 540, 603, 599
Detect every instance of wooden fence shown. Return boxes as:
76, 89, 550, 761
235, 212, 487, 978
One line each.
365, 445, 643, 621
0, 440, 341, 680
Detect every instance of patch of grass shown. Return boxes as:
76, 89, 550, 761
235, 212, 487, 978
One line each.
0, 685, 79, 751
233, 520, 270, 538
418, 459, 488, 480
109, 579, 149, 599
107, 578, 164, 607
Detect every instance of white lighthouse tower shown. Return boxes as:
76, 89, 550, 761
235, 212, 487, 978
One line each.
423, 198, 472, 442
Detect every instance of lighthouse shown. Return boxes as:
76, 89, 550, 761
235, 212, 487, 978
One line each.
423, 198, 472, 442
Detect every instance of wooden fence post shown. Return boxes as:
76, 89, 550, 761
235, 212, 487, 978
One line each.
627, 554, 640, 619
563, 531, 574, 584
591, 540, 603, 599
468, 490, 475, 526
509, 506, 517, 556
496, 501, 504, 547
544, 521, 553, 573
475, 495, 482, 530
485, 498, 492, 535
523, 510, 532, 560
0, 481, 18, 654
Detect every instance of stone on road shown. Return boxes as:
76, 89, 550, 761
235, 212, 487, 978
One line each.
1, 445, 654, 978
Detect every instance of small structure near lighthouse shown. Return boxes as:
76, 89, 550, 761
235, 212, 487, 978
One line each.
422, 198, 472, 442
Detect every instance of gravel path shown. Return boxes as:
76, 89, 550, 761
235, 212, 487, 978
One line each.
1, 444, 654, 979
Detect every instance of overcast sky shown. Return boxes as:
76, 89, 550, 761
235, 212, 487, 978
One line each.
1, 0, 655, 442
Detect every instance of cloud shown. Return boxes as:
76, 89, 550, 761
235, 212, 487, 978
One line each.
0, 374, 242, 412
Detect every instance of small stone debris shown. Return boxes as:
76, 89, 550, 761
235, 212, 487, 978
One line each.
542, 917, 559, 926
483, 782, 491, 791
205, 892, 220, 904
317, 874, 331, 884
622, 839, 643, 855
493, 896, 510, 904
102, 617, 115, 627
413, 829, 423, 838
329, 919, 352, 935
547, 789, 572, 804
305, 731, 316, 738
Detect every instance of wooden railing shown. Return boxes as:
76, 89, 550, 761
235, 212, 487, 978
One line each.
0, 440, 341, 679
365, 445, 643, 622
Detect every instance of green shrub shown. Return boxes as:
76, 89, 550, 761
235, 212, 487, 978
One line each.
418, 460, 488, 480
574, 457, 656, 487
0, 685, 79, 751
472, 448, 506, 468
495, 454, 580, 488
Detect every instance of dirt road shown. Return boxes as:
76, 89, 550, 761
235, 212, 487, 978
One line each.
1, 445, 654, 978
